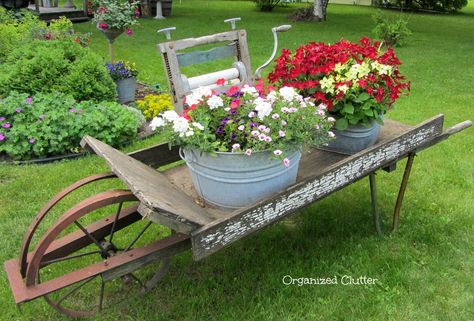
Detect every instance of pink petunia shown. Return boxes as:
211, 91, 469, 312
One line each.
0, 133, 5, 141
29, 138, 35, 144
283, 158, 290, 167
245, 149, 252, 156
25, 97, 32, 104
16, 108, 21, 113
126, 28, 133, 36
2, 123, 11, 128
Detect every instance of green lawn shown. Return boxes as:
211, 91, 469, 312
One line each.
1, 1, 473, 320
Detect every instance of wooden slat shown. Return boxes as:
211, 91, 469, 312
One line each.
236, 30, 252, 82
190, 115, 445, 260
177, 44, 238, 67
80, 136, 217, 234
158, 30, 240, 52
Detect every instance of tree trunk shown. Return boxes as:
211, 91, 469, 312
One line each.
313, 0, 328, 21
141, 0, 152, 17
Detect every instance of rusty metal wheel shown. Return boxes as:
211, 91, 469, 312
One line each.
19, 175, 175, 318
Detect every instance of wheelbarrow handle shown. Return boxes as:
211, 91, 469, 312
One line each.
444, 120, 472, 135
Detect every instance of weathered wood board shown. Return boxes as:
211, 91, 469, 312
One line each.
190, 115, 444, 260
80, 136, 219, 234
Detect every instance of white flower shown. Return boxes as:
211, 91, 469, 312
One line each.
238, 125, 245, 131
265, 136, 272, 142
267, 91, 278, 103
258, 133, 266, 141
251, 130, 260, 137
207, 95, 224, 109
185, 130, 195, 137
192, 122, 204, 130
241, 85, 258, 95
328, 131, 335, 138
185, 93, 202, 106
150, 117, 165, 131
327, 117, 336, 122
245, 149, 252, 156
317, 109, 325, 116
281, 107, 289, 113
273, 149, 282, 156
225, 107, 231, 112
172, 117, 189, 133
162, 110, 179, 122
195, 86, 212, 98
272, 113, 279, 119
315, 124, 320, 130
288, 107, 298, 113
279, 86, 298, 102
248, 111, 256, 118
258, 125, 267, 131
279, 130, 286, 137
254, 99, 272, 120
232, 143, 240, 151
264, 127, 270, 133
281, 120, 287, 126
318, 103, 327, 110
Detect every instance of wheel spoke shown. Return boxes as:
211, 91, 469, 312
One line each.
124, 221, 152, 252
109, 202, 123, 243
74, 220, 107, 254
56, 276, 98, 306
41, 250, 101, 266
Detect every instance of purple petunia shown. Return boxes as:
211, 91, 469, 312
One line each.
25, 97, 33, 104
220, 117, 229, 126
29, 138, 35, 144
0, 117, 5, 121
69, 108, 75, 113
0, 133, 5, 141
215, 126, 225, 135
16, 108, 21, 113
2, 123, 11, 129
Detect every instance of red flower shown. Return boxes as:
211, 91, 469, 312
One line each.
231, 99, 240, 109
216, 78, 226, 86
98, 7, 107, 13
126, 28, 133, 36
376, 87, 384, 103
98, 23, 108, 30
227, 86, 239, 96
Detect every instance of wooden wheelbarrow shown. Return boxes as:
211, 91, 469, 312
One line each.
4, 23, 472, 317
4, 114, 471, 317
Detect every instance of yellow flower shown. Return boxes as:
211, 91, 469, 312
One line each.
136, 93, 173, 121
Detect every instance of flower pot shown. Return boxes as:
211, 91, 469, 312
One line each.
181, 148, 302, 210
98, 27, 124, 43
115, 77, 137, 104
325, 120, 381, 155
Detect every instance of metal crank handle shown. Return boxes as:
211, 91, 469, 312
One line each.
157, 27, 176, 40
255, 25, 292, 80
224, 17, 241, 30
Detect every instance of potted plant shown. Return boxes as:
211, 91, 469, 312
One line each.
106, 60, 138, 104
92, 0, 140, 62
150, 81, 334, 210
269, 37, 410, 154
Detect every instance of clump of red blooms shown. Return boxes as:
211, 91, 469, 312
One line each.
268, 37, 410, 112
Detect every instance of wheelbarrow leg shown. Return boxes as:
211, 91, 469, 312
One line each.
369, 172, 383, 236
392, 153, 416, 231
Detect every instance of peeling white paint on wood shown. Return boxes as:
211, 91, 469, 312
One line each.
192, 119, 443, 260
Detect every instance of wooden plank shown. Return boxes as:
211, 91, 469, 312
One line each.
80, 136, 218, 234
177, 44, 238, 67
236, 30, 253, 82
159, 30, 239, 52
190, 115, 444, 260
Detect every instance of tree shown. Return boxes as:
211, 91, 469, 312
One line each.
313, 0, 329, 21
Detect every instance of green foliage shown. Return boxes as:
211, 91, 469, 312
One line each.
376, 0, 468, 12
0, 8, 46, 62
92, 0, 140, 30
254, 0, 281, 12
0, 92, 140, 159
372, 10, 412, 47
0, 39, 116, 102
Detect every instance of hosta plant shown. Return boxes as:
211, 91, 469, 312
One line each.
150, 81, 334, 168
269, 37, 410, 130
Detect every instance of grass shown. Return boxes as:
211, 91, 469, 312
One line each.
1, 1, 474, 320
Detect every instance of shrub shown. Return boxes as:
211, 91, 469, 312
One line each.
0, 8, 46, 62
372, 10, 411, 47
375, 0, 467, 12
0, 92, 140, 160
0, 39, 116, 102
136, 94, 173, 121
254, 0, 281, 12
289, 4, 316, 21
